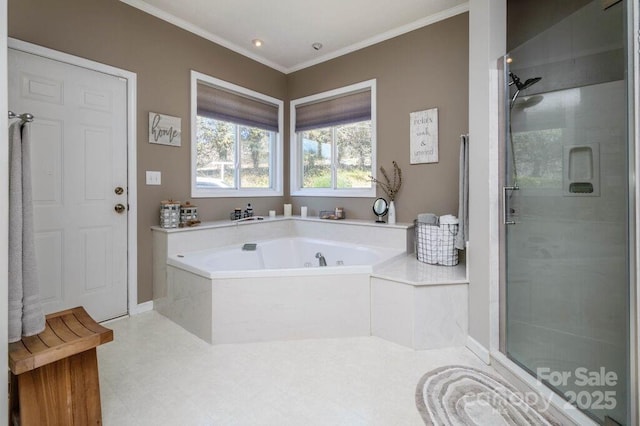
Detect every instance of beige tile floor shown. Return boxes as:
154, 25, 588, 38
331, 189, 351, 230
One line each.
98, 311, 493, 425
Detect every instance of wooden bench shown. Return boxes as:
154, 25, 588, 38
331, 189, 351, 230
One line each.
9, 307, 114, 426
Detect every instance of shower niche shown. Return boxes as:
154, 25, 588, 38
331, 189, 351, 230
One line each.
563, 143, 600, 196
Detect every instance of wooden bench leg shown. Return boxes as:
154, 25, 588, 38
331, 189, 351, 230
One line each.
9, 373, 19, 426
16, 348, 102, 426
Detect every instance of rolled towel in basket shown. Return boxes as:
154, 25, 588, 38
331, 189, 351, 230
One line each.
417, 213, 438, 224
439, 214, 459, 225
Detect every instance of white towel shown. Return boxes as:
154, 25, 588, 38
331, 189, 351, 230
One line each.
8, 122, 45, 343
455, 135, 469, 250
440, 214, 459, 224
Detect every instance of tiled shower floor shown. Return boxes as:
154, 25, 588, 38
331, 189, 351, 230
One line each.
98, 311, 490, 425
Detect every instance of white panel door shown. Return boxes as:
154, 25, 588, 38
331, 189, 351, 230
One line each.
8, 49, 128, 321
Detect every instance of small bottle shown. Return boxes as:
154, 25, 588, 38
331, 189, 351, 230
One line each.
234, 208, 242, 220
246, 203, 253, 217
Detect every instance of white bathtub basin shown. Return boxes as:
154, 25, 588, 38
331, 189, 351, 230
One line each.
167, 237, 404, 278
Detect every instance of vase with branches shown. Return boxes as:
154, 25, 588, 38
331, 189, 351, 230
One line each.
370, 161, 402, 223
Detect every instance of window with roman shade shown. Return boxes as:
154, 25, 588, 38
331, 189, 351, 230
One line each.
191, 71, 283, 198
290, 79, 376, 197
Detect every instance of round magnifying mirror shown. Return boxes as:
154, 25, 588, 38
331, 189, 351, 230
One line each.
372, 198, 389, 223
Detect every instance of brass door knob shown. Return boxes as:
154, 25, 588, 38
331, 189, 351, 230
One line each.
114, 203, 126, 214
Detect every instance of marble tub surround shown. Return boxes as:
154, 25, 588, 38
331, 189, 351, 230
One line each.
154, 216, 295, 254
152, 218, 470, 350
292, 217, 414, 253
162, 237, 404, 344
165, 264, 372, 344
153, 217, 413, 345
162, 252, 382, 344
153, 217, 294, 311
371, 256, 468, 350
153, 215, 413, 253
153, 216, 414, 308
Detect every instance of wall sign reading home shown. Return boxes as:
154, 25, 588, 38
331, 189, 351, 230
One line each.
410, 108, 438, 164
149, 112, 181, 147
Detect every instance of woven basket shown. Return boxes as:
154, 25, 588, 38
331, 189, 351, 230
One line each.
415, 220, 459, 266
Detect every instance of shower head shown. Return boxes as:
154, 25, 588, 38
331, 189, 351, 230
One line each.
509, 72, 542, 109
521, 77, 542, 90
509, 72, 542, 91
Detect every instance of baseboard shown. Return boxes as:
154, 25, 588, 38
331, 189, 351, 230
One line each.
130, 300, 153, 315
466, 335, 491, 364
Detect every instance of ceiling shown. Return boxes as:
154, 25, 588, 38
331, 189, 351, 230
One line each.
120, 0, 468, 74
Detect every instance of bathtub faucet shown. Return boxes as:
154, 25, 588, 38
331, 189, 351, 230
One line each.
315, 252, 327, 267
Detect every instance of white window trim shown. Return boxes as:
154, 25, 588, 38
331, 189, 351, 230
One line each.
190, 70, 284, 198
290, 79, 377, 198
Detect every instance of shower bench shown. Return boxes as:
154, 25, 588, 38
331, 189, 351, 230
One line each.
8, 306, 113, 426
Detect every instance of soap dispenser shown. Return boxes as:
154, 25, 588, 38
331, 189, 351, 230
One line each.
246, 203, 253, 217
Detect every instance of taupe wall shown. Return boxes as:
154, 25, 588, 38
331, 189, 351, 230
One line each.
8, 0, 287, 303
8, 0, 469, 304
289, 14, 469, 222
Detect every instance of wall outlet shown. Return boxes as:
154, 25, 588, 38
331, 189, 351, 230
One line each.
146, 171, 161, 185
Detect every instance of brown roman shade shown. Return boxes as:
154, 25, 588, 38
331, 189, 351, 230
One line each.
295, 89, 371, 132
197, 82, 279, 132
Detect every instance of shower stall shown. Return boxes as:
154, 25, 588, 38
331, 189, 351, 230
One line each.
501, 0, 633, 424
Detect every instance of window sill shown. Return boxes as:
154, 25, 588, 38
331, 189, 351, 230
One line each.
192, 188, 283, 198
290, 188, 376, 198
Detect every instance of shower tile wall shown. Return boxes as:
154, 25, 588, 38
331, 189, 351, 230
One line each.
508, 1, 624, 96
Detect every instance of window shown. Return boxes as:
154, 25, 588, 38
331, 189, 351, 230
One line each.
191, 71, 283, 197
290, 80, 376, 197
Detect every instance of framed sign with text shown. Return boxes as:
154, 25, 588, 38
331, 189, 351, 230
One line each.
410, 108, 438, 164
149, 112, 181, 147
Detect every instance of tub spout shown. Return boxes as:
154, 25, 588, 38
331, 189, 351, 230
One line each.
315, 252, 327, 267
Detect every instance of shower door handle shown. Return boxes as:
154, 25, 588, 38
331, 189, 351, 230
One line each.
503, 186, 519, 225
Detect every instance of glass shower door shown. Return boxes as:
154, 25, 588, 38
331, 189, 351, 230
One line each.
503, 0, 630, 424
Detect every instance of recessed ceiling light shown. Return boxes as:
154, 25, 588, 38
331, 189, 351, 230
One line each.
312, 42, 323, 51
252, 39, 263, 47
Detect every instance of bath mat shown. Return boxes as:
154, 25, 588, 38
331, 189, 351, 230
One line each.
415, 365, 560, 426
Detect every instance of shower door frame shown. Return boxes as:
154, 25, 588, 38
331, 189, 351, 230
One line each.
494, 1, 639, 424
630, 0, 639, 423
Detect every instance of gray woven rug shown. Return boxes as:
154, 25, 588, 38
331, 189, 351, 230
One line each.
415, 365, 561, 426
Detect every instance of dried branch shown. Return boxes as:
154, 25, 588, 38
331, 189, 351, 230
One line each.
370, 161, 402, 201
